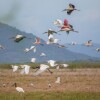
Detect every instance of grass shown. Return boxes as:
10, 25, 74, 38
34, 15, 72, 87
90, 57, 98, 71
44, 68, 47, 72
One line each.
0, 62, 100, 100
0, 61, 100, 69
0, 92, 100, 100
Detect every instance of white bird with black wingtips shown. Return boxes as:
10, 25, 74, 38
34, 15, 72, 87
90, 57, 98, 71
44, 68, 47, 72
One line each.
33, 64, 52, 76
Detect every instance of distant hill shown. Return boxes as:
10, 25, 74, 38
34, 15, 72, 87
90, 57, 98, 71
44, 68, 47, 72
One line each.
65, 43, 100, 58
0, 22, 99, 64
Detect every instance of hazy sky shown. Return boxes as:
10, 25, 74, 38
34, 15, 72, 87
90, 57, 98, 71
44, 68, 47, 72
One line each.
0, 0, 100, 44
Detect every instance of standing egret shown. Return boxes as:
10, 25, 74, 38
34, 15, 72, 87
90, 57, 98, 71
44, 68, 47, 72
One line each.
55, 77, 61, 84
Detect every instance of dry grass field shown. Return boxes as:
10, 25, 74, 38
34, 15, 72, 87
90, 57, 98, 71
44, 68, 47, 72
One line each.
0, 67, 100, 100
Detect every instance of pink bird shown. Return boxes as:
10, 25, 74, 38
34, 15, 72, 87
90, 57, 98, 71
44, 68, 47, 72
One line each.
33, 37, 44, 46
58, 19, 78, 34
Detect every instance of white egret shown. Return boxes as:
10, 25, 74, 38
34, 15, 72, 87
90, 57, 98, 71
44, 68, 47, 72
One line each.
96, 48, 100, 52
40, 52, 46, 57
20, 65, 31, 75
24, 48, 30, 53
33, 64, 52, 76
55, 77, 61, 84
11, 65, 19, 72
31, 58, 36, 63
53, 19, 63, 27
30, 46, 36, 53
47, 60, 58, 67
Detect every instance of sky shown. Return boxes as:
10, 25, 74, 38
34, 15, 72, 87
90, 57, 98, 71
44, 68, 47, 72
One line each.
0, 0, 100, 44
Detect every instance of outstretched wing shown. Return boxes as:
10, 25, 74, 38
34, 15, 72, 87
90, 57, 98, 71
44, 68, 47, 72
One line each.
69, 3, 75, 9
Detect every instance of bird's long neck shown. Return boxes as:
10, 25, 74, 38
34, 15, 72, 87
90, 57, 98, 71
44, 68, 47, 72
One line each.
14, 83, 17, 87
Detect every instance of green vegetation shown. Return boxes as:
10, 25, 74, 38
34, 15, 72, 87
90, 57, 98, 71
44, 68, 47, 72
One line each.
0, 92, 100, 100
0, 61, 100, 69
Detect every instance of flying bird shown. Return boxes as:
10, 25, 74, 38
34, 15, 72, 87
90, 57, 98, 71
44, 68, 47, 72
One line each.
20, 65, 31, 75
43, 29, 57, 36
46, 34, 60, 44
40, 52, 46, 57
33, 37, 44, 46
96, 48, 100, 52
53, 19, 63, 27
84, 40, 93, 46
33, 64, 53, 76
47, 60, 58, 67
0, 44, 5, 49
10, 35, 26, 42
58, 19, 78, 34
29, 46, 36, 53
62, 3, 80, 15
11, 65, 19, 72
24, 48, 30, 53
31, 58, 36, 63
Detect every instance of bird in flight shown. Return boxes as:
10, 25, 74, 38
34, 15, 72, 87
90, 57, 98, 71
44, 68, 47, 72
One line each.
33, 37, 44, 46
62, 3, 80, 15
58, 19, 78, 34
43, 29, 57, 36
33, 64, 53, 76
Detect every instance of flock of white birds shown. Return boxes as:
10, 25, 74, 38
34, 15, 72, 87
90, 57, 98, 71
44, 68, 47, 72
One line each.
0, 3, 100, 93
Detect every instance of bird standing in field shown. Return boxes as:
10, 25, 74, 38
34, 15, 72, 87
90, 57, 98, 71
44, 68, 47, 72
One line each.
55, 77, 61, 84
13, 83, 25, 93
62, 3, 80, 15
58, 19, 78, 34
